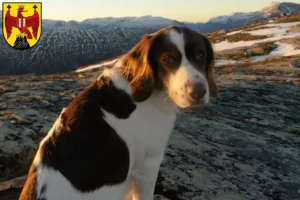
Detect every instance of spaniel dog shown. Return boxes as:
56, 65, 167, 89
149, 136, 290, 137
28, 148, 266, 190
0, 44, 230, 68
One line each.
19, 26, 218, 200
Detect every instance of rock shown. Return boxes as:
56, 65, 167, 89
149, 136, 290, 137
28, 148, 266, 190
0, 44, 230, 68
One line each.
216, 29, 227, 35
280, 12, 287, 17
0, 74, 87, 184
78, 74, 85, 78
244, 50, 252, 57
154, 195, 169, 200
293, 80, 300, 86
1, 65, 300, 200
12, 36, 30, 50
289, 60, 300, 68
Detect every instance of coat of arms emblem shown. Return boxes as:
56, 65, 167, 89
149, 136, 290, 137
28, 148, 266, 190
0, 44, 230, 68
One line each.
2, 2, 42, 50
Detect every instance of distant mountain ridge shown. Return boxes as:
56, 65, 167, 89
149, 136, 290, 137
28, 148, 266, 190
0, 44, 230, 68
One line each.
0, 14, 185, 75
185, 2, 300, 33
0, 2, 300, 75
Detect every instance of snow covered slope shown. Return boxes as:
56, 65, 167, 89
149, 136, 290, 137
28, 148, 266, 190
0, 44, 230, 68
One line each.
214, 21, 300, 66
215, 22, 300, 51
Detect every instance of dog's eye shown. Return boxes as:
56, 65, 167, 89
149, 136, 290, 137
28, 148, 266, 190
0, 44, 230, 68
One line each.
164, 55, 176, 65
196, 50, 205, 60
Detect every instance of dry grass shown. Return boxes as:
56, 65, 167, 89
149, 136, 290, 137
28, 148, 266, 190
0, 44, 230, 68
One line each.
207, 29, 270, 44
207, 32, 268, 44
289, 24, 300, 33
216, 42, 278, 61
226, 54, 248, 61
228, 21, 268, 33
215, 53, 300, 86
206, 32, 227, 43
250, 42, 278, 56
274, 13, 300, 23
280, 37, 300, 50
243, 26, 275, 32
208, 13, 300, 44
227, 33, 268, 43
249, 55, 300, 66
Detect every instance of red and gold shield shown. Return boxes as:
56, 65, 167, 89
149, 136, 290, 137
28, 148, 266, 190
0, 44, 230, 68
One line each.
2, 2, 42, 50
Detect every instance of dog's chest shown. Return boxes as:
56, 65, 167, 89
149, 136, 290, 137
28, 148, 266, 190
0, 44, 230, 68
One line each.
103, 93, 177, 159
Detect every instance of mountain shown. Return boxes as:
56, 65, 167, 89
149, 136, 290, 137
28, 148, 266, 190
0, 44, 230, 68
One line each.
0, 2, 300, 76
182, 22, 205, 33
185, 2, 300, 33
0, 15, 185, 75
82, 15, 186, 29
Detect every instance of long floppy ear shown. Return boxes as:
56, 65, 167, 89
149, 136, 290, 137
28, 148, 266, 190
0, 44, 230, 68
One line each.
121, 34, 154, 102
203, 36, 218, 98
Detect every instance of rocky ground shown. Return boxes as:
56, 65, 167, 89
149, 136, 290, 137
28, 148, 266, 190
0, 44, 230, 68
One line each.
0, 55, 300, 200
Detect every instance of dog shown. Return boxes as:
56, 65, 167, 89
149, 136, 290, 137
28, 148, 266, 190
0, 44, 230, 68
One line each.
19, 26, 218, 200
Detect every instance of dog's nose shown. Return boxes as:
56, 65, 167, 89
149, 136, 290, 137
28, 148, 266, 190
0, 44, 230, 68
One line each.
186, 82, 207, 102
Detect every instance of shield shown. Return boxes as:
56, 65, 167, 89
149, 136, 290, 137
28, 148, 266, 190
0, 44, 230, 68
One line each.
2, 2, 42, 50
17, 18, 27, 28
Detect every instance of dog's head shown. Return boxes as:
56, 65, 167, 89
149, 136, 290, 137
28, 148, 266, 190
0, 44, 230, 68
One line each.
121, 26, 218, 108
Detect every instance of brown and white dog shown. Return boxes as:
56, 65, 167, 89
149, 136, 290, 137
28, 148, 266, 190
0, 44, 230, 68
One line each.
19, 26, 218, 200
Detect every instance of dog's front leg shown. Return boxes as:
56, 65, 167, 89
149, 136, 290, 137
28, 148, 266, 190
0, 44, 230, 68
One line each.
133, 154, 163, 200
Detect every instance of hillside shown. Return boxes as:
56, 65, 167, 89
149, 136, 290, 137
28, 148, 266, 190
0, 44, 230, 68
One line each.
1, 12, 300, 200
1, 2, 300, 76
185, 2, 300, 33
0, 15, 184, 75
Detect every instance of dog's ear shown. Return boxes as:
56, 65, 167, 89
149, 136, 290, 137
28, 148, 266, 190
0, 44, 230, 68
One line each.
121, 34, 154, 102
203, 36, 218, 98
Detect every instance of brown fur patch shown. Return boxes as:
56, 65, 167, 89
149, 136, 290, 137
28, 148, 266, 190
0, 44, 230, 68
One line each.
19, 164, 37, 200
121, 35, 154, 102
61, 80, 108, 131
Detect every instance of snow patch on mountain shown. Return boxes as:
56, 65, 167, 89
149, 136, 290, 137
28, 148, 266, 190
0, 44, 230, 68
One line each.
215, 21, 300, 51
226, 30, 243, 36
248, 22, 300, 36
252, 41, 300, 62
262, 2, 280, 15
216, 40, 300, 66
75, 59, 118, 73
215, 59, 240, 66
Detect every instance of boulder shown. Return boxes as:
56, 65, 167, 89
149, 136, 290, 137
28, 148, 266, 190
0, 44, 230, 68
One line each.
216, 29, 227, 35
289, 60, 300, 68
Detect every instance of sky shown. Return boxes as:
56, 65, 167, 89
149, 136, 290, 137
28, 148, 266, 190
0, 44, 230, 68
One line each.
1, 0, 300, 22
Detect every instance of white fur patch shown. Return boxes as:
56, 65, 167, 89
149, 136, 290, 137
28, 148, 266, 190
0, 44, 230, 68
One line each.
36, 166, 130, 200
33, 108, 66, 165
101, 89, 177, 200
98, 61, 132, 95
167, 29, 210, 108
